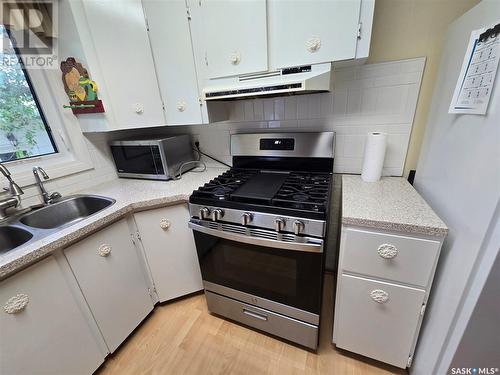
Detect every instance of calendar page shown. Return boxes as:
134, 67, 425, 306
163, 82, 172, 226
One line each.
449, 22, 500, 115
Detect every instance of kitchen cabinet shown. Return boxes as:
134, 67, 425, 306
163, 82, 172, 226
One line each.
196, 0, 268, 78
72, 0, 165, 130
134, 204, 203, 302
143, 0, 208, 125
0, 256, 105, 375
267, 0, 363, 68
64, 218, 154, 353
333, 225, 444, 368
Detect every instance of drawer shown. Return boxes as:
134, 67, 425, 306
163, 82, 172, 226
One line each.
342, 228, 441, 287
334, 274, 425, 368
205, 291, 318, 350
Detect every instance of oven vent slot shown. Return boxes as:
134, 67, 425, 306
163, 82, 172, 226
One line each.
203, 221, 316, 244
221, 223, 247, 235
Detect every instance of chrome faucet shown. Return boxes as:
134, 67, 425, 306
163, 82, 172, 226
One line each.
32, 166, 61, 204
0, 162, 24, 220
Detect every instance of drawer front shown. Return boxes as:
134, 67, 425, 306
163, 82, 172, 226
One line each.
342, 228, 440, 287
206, 291, 318, 350
335, 274, 425, 368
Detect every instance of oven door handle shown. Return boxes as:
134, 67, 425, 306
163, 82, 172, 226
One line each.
188, 222, 323, 253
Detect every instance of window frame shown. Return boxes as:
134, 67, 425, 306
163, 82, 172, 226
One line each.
0, 28, 94, 189
1, 27, 59, 162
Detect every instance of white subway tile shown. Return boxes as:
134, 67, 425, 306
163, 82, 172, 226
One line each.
264, 99, 275, 121
253, 99, 264, 120
274, 98, 285, 120
284, 96, 297, 120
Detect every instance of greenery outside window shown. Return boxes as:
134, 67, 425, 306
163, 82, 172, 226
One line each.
0, 25, 57, 163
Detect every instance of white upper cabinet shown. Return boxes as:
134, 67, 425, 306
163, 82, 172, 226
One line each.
267, 0, 363, 69
143, 0, 208, 125
74, 0, 165, 129
199, 0, 268, 78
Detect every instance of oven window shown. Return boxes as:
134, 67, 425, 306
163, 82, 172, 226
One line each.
194, 231, 323, 314
110, 145, 163, 175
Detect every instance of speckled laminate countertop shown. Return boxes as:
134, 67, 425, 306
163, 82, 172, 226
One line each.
342, 175, 448, 236
0, 168, 226, 280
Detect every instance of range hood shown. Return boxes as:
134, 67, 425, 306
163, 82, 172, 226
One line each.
203, 63, 331, 100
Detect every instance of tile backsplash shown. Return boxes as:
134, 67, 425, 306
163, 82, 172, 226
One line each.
184, 57, 426, 174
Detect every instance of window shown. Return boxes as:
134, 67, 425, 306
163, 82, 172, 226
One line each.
0, 25, 57, 163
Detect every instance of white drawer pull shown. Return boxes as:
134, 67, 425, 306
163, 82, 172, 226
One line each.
4, 294, 29, 314
230, 52, 241, 65
306, 36, 321, 53
377, 243, 398, 259
98, 244, 112, 257
160, 219, 171, 230
370, 289, 389, 303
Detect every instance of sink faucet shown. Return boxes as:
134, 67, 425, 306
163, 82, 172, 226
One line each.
0, 162, 24, 220
32, 166, 61, 204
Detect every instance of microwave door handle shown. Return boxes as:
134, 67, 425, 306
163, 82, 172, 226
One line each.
188, 222, 323, 253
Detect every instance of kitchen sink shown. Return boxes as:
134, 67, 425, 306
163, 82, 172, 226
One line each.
0, 226, 33, 254
19, 195, 116, 230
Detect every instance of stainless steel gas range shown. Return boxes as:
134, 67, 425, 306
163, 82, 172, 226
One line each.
188, 132, 334, 350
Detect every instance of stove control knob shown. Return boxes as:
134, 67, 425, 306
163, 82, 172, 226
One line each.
293, 220, 305, 235
241, 213, 253, 226
212, 209, 224, 221
274, 218, 286, 232
199, 207, 210, 219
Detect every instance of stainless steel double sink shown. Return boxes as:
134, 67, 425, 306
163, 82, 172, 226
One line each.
0, 195, 115, 255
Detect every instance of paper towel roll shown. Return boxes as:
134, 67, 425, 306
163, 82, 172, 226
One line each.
361, 132, 387, 182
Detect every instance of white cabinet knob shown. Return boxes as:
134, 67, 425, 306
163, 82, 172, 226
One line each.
4, 294, 29, 314
133, 103, 144, 114
230, 52, 241, 65
377, 244, 398, 259
159, 218, 171, 230
98, 244, 112, 257
176, 102, 186, 112
306, 37, 321, 53
370, 289, 389, 304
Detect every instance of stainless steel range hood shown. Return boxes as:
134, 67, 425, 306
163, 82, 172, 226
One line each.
203, 63, 331, 100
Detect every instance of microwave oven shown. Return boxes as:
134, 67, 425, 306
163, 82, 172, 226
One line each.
109, 135, 196, 180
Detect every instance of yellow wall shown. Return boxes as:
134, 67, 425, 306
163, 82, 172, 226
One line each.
368, 0, 480, 176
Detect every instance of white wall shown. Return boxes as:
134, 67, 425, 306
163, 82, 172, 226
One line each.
412, 1, 500, 374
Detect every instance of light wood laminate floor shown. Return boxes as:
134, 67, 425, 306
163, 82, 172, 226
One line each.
97, 274, 406, 375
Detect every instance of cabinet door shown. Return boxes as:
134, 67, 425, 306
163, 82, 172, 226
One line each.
81, 0, 165, 128
143, 0, 207, 125
268, 0, 361, 69
134, 204, 203, 302
200, 0, 268, 78
0, 257, 105, 375
334, 274, 425, 368
64, 219, 154, 353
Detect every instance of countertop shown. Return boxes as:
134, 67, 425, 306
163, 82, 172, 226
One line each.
0, 168, 225, 280
342, 175, 448, 236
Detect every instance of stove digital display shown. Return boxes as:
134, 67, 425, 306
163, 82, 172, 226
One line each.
260, 138, 295, 151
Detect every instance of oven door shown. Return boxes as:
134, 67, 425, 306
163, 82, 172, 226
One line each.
189, 220, 324, 317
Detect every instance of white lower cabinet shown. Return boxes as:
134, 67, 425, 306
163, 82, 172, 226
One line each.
64, 219, 154, 353
334, 275, 425, 368
333, 225, 444, 368
134, 204, 203, 302
0, 256, 105, 375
